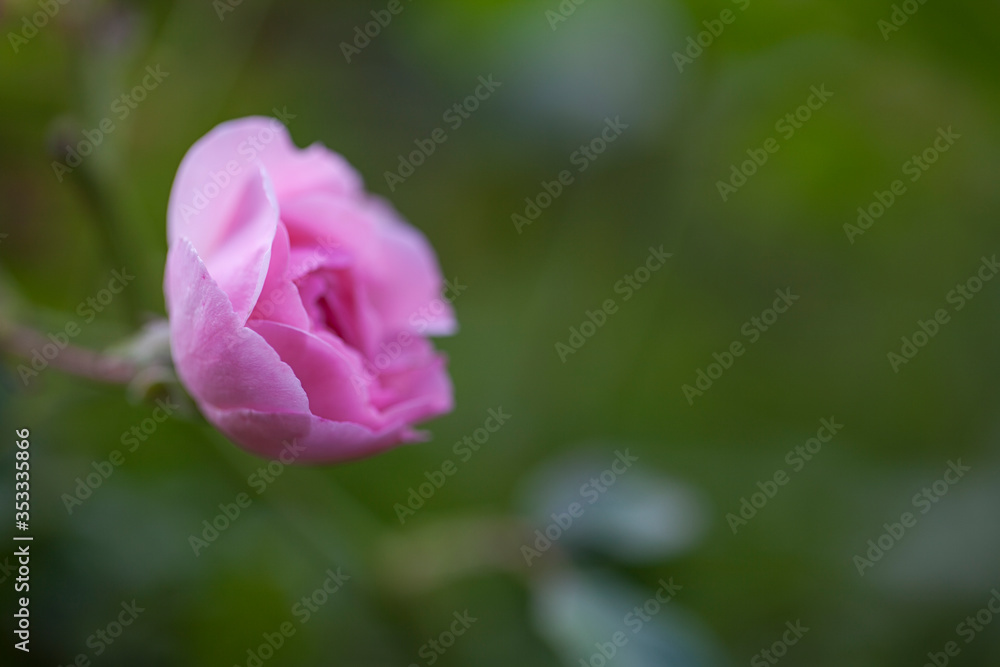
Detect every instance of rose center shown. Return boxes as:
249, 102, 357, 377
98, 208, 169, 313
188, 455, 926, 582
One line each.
298, 269, 367, 354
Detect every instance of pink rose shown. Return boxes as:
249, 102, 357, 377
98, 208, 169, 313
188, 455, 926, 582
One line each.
164, 117, 456, 462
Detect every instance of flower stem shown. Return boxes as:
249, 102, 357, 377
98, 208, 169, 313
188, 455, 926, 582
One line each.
0, 321, 136, 385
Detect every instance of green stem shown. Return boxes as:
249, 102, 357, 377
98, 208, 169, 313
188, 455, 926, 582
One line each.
0, 320, 136, 384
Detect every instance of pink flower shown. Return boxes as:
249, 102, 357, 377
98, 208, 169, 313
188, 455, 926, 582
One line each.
164, 117, 456, 462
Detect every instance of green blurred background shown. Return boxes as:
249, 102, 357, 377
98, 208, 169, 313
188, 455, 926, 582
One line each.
2, 0, 1000, 665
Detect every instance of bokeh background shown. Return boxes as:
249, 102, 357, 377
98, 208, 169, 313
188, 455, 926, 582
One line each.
2, 0, 1000, 665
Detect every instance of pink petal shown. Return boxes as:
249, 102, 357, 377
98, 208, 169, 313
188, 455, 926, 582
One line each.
280, 192, 380, 277
249, 221, 311, 329
374, 349, 454, 427
169, 159, 279, 322
247, 320, 381, 428
202, 406, 313, 459
168, 118, 359, 252
295, 415, 423, 463
369, 200, 457, 336
164, 238, 310, 415
204, 406, 420, 463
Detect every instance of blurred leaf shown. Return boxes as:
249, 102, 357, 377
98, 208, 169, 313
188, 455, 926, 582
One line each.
531, 568, 725, 667
518, 445, 709, 563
